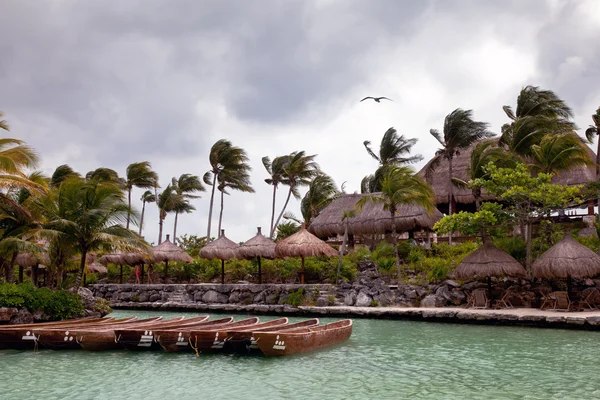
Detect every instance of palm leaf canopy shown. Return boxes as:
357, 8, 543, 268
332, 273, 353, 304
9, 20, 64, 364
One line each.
532, 234, 600, 279
238, 227, 276, 259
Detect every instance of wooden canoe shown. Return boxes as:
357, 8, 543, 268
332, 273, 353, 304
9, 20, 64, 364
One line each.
75, 317, 169, 351
155, 317, 235, 353
0, 317, 114, 350
254, 319, 353, 356
189, 317, 261, 354
35, 317, 141, 350
224, 318, 320, 354
115, 315, 209, 351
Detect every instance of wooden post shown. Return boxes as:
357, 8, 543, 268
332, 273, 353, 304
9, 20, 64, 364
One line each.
301, 257, 305, 284
348, 234, 355, 250
164, 260, 169, 283
258, 256, 262, 284
32, 264, 39, 287
18, 266, 23, 283
221, 259, 225, 284
119, 264, 123, 284
588, 200, 595, 215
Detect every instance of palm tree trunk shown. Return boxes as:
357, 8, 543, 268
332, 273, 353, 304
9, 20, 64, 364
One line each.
6, 252, 17, 284
139, 200, 146, 235
269, 184, 277, 238
206, 173, 217, 242
126, 188, 132, 230
271, 186, 293, 239
336, 220, 348, 285
158, 217, 164, 244
74, 248, 87, 289
217, 189, 225, 235
596, 132, 600, 214
173, 212, 179, 243
448, 156, 454, 245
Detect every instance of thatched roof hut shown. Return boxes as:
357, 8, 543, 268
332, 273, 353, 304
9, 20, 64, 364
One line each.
456, 241, 526, 279
98, 253, 124, 266
275, 225, 337, 284
238, 227, 276, 284
308, 193, 443, 238
199, 230, 239, 284
85, 261, 108, 274
418, 138, 597, 207
532, 234, 600, 279
15, 251, 50, 268
152, 236, 193, 263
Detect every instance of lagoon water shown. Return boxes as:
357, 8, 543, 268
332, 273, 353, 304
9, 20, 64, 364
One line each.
2, 309, 600, 400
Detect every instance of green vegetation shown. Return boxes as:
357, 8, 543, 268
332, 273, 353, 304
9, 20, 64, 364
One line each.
0, 283, 83, 320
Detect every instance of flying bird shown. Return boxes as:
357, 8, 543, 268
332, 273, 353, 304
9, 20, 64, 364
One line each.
360, 96, 393, 103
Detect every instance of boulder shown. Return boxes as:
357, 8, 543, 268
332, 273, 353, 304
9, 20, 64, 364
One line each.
138, 292, 150, 303
253, 292, 266, 304
228, 292, 240, 304
344, 291, 356, 306
316, 296, 329, 307
265, 292, 279, 304
355, 292, 372, 307
405, 290, 417, 300
0, 307, 18, 322
420, 294, 446, 307
10, 308, 33, 325
149, 294, 161, 302
32, 310, 52, 322
202, 290, 229, 304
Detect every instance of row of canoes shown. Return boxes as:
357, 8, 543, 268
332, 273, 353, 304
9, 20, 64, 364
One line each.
0, 316, 353, 356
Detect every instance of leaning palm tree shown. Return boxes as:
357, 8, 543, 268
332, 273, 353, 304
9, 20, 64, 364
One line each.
138, 190, 156, 236
36, 177, 147, 289
585, 107, 600, 208
125, 162, 159, 230
50, 165, 81, 188
530, 132, 592, 175
0, 111, 9, 131
156, 185, 179, 244
262, 155, 291, 238
171, 173, 204, 242
300, 173, 340, 226
0, 138, 42, 192
216, 168, 254, 234
427, 108, 494, 244
204, 139, 251, 242
358, 166, 435, 264
500, 85, 576, 157
364, 127, 422, 192
271, 151, 319, 238
86, 168, 124, 185
452, 140, 515, 210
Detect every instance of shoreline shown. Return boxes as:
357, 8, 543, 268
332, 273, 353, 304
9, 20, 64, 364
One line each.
111, 301, 600, 331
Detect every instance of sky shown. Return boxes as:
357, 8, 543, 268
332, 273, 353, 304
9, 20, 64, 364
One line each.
1, 0, 599, 244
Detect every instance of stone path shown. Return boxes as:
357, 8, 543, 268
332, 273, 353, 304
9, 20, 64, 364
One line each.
111, 302, 600, 330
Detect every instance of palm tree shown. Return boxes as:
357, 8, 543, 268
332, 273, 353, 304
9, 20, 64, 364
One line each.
171, 174, 204, 242
357, 166, 435, 264
585, 107, 600, 209
452, 140, 515, 210
0, 138, 42, 191
139, 190, 156, 236
500, 85, 576, 157
262, 155, 291, 238
530, 132, 592, 175
156, 185, 179, 244
427, 108, 494, 244
37, 177, 147, 289
216, 168, 254, 235
50, 165, 81, 188
0, 111, 9, 131
204, 140, 251, 242
363, 127, 422, 192
125, 162, 159, 230
86, 168, 124, 185
300, 173, 339, 226
336, 209, 356, 284
270, 151, 319, 238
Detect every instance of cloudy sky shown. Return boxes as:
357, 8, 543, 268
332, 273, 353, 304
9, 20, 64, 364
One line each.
1, 0, 599, 244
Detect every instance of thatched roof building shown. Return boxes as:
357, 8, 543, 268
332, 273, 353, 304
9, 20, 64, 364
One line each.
418, 138, 597, 210
455, 241, 526, 279
308, 193, 443, 238
98, 252, 124, 266
532, 234, 600, 279
238, 227, 275, 259
15, 252, 50, 268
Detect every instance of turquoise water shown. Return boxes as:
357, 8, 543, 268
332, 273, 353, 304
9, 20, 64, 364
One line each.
1, 310, 600, 400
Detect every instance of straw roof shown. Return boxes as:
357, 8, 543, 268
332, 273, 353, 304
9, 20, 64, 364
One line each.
199, 230, 239, 260
85, 261, 108, 274
275, 225, 338, 258
418, 138, 597, 205
308, 193, 443, 238
98, 252, 124, 265
532, 234, 600, 279
15, 252, 50, 268
238, 227, 276, 259
152, 238, 193, 263
455, 241, 526, 279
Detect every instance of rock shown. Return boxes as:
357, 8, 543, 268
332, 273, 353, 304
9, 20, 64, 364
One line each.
449, 289, 466, 305
253, 292, 266, 304
339, 281, 352, 290
10, 308, 33, 324
344, 292, 356, 306
265, 292, 279, 304
239, 292, 254, 305
443, 280, 461, 288
138, 293, 150, 303
0, 307, 18, 322
229, 292, 240, 303
149, 294, 161, 302
405, 290, 417, 300
316, 296, 329, 307
420, 294, 446, 307
202, 290, 229, 304
355, 292, 372, 307
32, 310, 52, 322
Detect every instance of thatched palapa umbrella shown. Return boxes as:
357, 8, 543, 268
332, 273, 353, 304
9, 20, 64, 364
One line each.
199, 229, 238, 284
456, 240, 526, 291
152, 234, 193, 282
15, 251, 50, 285
238, 227, 275, 284
532, 234, 600, 291
98, 252, 125, 283
275, 224, 337, 284
85, 261, 108, 274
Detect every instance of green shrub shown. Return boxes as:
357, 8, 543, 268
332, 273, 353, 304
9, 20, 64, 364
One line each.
0, 283, 83, 320
346, 245, 371, 264
327, 294, 336, 306
493, 237, 526, 265
285, 288, 305, 307
370, 300, 378, 307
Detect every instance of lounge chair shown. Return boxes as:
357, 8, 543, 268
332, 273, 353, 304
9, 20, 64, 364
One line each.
553, 291, 571, 312
578, 289, 599, 311
472, 289, 489, 309
495, 290, 514, 309
540, 291, 555, 310
465, 291, 474, 308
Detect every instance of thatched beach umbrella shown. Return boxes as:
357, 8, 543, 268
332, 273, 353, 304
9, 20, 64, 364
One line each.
275, 224, 337, 284
238, 227, 275, 284
309, 193, 443, 238
456, 240, 526, 290
152, 234, 193, 282
15, 251, 50, 285
532, 234, 600, 285
199, 229, 239, 284
99, 252, 125, 283
85, 261, 108, 275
